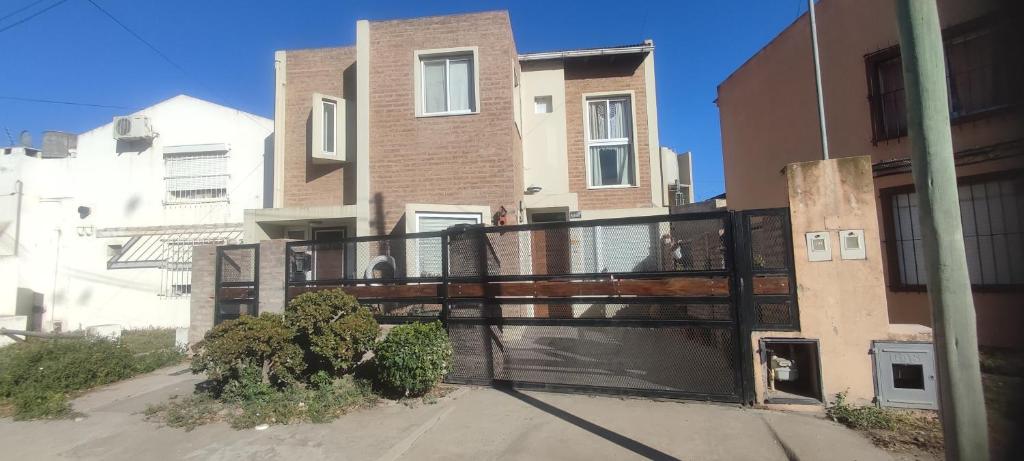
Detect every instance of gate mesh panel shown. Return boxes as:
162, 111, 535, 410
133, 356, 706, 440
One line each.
749, 214, 787, 271
448, 302, 732, 321
448, 218, 728, 278
446, 300, 740, 398
219, 247, 256, 283
447, 323, 739, 397
754, 301, 796, 329
363, 301, 442, 319
287, 235, 442, 283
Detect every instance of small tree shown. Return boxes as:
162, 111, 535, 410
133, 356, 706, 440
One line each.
191, 314, 305, 387
286, 289, 380, 374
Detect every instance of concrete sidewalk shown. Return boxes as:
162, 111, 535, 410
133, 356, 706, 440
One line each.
0, 365, 892, 460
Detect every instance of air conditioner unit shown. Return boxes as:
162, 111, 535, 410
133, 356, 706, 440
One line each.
112, 116, 155, 141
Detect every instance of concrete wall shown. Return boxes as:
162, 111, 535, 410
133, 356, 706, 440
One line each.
751, 156, 891, 404
0, 96, 271, 332
0, 315, 28, 347
717, 0, 1021, 347
521, 61, 570, 196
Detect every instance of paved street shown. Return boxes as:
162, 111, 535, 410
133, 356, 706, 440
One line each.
0, 365, 893, 460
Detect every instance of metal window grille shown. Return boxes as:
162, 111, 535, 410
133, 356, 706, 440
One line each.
867, 19, 1015, 143
160, 237, 233, 297
890, 176, 1024, 287
164, 151, 229, 204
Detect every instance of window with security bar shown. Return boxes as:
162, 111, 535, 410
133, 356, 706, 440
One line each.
886, 173, 1023, 289
160, 238, 229, 297
164, 151, 229, 204
865, 16, 1019, 143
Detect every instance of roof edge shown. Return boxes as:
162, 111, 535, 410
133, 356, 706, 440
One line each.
519, 43, 653, 62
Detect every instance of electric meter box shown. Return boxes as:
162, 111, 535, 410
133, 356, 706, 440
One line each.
804, 231, 832, 262
839, 229, 866, 260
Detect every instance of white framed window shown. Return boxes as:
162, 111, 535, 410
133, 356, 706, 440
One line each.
585, 96, 636, 188
311, 93, 345, 163
415, 48, 479, 117
164, 150, 229, 204
415, 212, 482, 277
322, 99, 336, 154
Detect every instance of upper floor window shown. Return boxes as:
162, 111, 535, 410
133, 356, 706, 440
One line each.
164, 148, 228, 204
866, 18, 1017, 143
885, 172, 1023, 289
586, 96, 636, 188
420, 53, 476, 115
322, 99, 336, 154
311, 93, 345, 163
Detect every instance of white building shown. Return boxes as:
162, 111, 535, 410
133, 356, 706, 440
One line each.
0, 95, 272, 334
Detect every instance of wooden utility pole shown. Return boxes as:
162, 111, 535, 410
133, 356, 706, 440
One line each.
893, 1, 989, 459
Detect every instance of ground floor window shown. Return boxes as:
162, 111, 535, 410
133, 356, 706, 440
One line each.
886, 172, 1023, 288
415, 212, 482, 277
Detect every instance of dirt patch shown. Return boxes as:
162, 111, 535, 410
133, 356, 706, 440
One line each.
862, 411, 943, 460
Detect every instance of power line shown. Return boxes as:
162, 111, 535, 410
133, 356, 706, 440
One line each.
0, 0, 68, 34
84, 0, 188, 75
82, 0, 270, 130
0, 0, 48, 23
0, 95, 133, 109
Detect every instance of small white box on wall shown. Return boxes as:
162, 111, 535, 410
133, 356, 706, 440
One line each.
840, 229, 867, 260
805, 231, 831, 262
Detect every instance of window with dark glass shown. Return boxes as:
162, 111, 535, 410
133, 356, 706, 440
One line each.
866, 18, 1016, 142
885, 173, 1024, 288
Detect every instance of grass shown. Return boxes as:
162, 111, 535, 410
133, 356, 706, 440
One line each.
0, 328, 185, 420
826, 392, 943, 457
144, 375, 379, 430
828, 348, 1024, 459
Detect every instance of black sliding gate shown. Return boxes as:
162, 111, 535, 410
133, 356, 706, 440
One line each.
282, 209, 796, 403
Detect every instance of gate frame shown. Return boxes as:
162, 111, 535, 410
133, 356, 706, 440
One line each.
214, 243, 260, 326
280, 209, 798, 404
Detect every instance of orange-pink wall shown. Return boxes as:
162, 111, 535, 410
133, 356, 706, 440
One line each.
718, 0, 1022, 347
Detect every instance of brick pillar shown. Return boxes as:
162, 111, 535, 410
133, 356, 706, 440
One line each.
258, 240, 289, 315
188, 245, 218, 346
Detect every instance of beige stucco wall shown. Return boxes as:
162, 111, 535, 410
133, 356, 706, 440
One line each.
752, 156, 890, 405
719, 0, 1014, 211
717, 0, 1021, 348
520, 61, 570, 196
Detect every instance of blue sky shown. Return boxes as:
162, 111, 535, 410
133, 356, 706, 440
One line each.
1, 0, 807, 200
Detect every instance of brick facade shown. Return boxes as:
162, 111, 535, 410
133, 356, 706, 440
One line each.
188, 245, 217, 345
368, 12, 523, 232
564, 55, 653, 210
282, 47, 355, 207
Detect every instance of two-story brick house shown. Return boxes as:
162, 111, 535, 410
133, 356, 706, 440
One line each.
244, 11, 682, 247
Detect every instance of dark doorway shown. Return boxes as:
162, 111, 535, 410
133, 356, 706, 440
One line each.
312, 227, 346, 281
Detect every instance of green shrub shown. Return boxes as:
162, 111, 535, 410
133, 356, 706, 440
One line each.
826, 392, 910, 430
0, 337, 140, 419
373, 321, 452, 396
190, 314, 305, 388
119, 328, 177, 355
286, 289, 380, 374
144, 394, 221, 431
